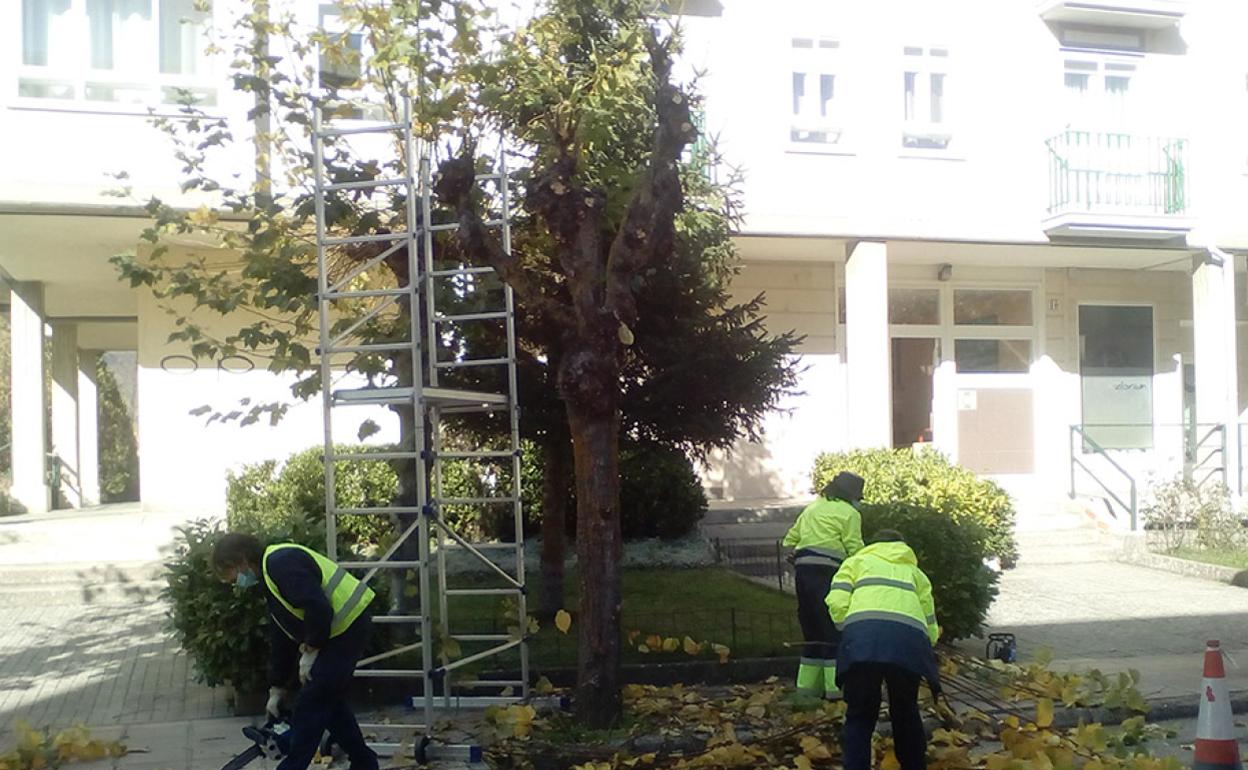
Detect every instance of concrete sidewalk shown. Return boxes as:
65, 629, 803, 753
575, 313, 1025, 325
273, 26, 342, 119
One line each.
966, 512, 1248, 700
0, 505, 479, 768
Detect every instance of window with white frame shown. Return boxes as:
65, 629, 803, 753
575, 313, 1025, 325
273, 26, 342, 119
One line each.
902, 45, 951, 150
951, 289, 1035, 374
789, 37, 841, 146
19, 0, 214, 106
1063, 56, 1137, 130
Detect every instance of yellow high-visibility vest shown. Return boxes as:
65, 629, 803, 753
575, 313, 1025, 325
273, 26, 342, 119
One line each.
263, 543, 375, 640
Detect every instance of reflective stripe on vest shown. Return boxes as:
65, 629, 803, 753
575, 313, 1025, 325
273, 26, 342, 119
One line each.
263, 544, 375, 640
842, 609, 930, 635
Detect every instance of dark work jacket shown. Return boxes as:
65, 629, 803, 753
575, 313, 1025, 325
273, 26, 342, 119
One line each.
262, 547, 333, 687
835, 618, 942, 696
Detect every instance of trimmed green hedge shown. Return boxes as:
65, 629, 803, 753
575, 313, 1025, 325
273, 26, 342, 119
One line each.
225, 446, 396, 549
813, 448, 1018, 566
859, 501, 999, 640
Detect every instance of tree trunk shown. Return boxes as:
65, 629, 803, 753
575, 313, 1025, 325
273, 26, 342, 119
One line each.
568, 404, 623, 727
538, 439, 569, 620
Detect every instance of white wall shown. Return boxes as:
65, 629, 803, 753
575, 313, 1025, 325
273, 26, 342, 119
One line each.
135, 252, 398, 515
702, 260, 847, 500
705, 254, 1202, 502
683, 0, 1248, 248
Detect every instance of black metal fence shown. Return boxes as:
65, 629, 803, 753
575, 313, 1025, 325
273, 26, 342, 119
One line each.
711, 538, 793, 592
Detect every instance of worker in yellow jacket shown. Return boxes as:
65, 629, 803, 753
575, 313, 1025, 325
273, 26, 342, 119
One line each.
826, 529, 940, 770
783, 471, 865, 699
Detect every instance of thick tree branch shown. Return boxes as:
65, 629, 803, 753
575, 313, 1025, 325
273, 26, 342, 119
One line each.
527, 152, 608, 335
435, 149, 575, 329
604, 28, 695, 327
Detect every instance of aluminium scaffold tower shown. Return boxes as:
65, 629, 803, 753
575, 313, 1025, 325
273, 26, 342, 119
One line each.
312, 96, 531, 763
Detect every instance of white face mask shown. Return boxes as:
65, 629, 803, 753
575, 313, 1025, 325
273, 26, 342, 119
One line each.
235, 569, 260, 589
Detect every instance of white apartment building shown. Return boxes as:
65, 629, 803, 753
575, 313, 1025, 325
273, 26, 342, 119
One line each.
2, 0, 1245, 529
683, 0, 1248, 528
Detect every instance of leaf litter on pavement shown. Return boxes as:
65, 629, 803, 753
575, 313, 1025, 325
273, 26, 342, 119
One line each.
482, 653, 1184, 770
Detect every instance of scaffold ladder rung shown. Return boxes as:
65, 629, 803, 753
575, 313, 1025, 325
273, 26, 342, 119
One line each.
315, 96, 527, 754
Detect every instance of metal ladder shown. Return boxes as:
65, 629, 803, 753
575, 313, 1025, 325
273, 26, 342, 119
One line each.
312, 96, 529, 763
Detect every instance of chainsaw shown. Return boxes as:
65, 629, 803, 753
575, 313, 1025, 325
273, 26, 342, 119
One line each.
219, 716, 297, 770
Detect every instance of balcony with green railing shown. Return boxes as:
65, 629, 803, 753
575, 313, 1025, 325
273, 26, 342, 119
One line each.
1044, 130, 1190, 241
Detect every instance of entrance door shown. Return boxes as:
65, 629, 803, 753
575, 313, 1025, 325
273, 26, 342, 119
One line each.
892, 338, 938, 448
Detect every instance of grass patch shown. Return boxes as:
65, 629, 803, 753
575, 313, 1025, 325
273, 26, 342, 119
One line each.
1168, 547, 1248, 570
399, 567, 799, 675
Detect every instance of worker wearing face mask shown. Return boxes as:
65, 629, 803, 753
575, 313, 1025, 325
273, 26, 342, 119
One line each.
213, 533, 378, 770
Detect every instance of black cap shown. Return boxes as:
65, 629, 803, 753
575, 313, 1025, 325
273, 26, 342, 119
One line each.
827, 471, 865, 505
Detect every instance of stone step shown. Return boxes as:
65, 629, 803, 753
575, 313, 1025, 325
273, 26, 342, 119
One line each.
0, 561, 166, 605
702, 501, 804, 526
1014, 527, 1110, 548
1015, 542, 1121, 565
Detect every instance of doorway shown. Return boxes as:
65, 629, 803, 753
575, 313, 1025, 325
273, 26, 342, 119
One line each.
892, 337, 938, 448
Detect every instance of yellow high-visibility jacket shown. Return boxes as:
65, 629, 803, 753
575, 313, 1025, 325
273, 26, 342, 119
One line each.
783, 497, 864, 567
825, 541, 938, 645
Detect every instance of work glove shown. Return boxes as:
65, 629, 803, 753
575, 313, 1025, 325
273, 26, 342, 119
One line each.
299, 644, 319, 684
266, 686, 285, 720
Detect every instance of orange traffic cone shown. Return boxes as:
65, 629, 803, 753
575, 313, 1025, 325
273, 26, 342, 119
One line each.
1194, 640, 1242, 770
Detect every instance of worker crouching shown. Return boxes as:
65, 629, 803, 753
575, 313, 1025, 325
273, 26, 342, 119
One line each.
826, 529, 940, 770
213, 533, 380, 770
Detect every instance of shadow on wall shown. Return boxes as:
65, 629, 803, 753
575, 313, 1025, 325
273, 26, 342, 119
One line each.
710, 438, 795, 501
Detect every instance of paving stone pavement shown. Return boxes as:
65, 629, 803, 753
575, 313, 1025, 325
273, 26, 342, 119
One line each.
955, 518, 1248, 699
0, 505, 484, 768
0, 567, 232, 741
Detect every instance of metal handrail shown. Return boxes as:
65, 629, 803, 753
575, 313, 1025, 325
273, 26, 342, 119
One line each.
1190, 423, 1228, 488
1069, 425, 1138, 530
1046, 130, 1187, 216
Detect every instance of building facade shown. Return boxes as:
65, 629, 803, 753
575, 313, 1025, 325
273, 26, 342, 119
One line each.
2, 0, 1245, 528
685, 0, 1248, 527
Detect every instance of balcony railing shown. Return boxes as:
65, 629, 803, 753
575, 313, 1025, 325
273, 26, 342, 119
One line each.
1046, 130, 1187, 218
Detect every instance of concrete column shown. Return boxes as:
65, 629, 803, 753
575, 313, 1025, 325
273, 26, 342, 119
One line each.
78, 352, 101, 507
10, 283, 48, 514
51, 323, 82, 509
1191, 249, 1239, 491
845, 241, 891, 448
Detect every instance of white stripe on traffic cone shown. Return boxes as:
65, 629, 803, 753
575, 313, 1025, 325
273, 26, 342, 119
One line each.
1194, 640, 1242, 770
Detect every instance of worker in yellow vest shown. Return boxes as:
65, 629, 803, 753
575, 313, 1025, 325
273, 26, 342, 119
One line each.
213, 533, 378, 770
826, 529, 940, 770
783, 471, 865, 699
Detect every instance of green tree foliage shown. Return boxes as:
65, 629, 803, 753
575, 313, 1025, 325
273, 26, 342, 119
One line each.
858, 501, 999, 640
96, 356, 140, 503
110, 0, 798, 725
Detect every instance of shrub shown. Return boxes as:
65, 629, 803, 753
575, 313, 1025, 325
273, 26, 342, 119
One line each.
441, 443, 545, 542
813, 448, 1017, 566
163, 518, 270, 695
226, 446, 398, 549
97, 356, 140, 503
164, 517, 397, 699
859, 501, 999, 640
619, 444, 708, 540
562, 442, 708, 541
1143, 476, 1241, 553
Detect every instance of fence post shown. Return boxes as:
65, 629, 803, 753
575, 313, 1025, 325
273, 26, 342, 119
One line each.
775, 541, 784, 592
